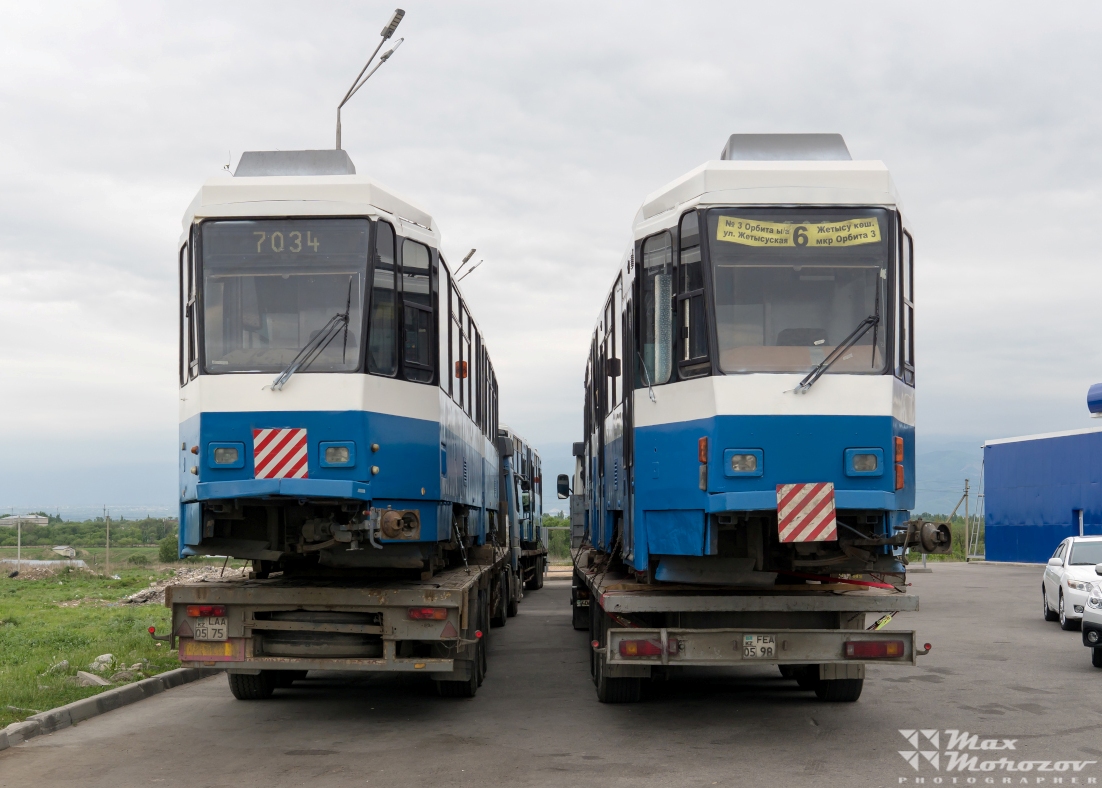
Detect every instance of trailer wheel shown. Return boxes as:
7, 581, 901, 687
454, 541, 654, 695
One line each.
594, 654, 642, 703
228, 671, 276, 700
525, 556, 544, 591
778, 665, 795, 679
490, 570, 507, 628
814, 678, 864, 702
507, 568, 520, 618
1093, 647, 1102, 669
435, 664, 478, 698
793, 665, 820, 690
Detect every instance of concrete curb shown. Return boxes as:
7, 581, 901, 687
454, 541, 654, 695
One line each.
0, 667, 222, 752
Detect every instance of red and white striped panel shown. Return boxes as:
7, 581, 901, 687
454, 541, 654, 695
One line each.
252, 428, 308, 480
776, 482, 838, 543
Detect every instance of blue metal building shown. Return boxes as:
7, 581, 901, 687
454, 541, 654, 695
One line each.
984, 426, 1102, 563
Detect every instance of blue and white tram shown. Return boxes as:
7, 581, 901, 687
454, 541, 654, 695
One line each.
498, 425, 548, 589
177, 149, 503, 577
571, 134, 941, 586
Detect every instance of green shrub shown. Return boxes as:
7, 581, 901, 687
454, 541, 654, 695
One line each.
158, 536, 179, 563
126, 553, 150, 566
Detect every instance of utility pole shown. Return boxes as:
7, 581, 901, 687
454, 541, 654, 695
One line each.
963, 479, 970, 563
105, 505, 110, 578
16, 518, 20, 575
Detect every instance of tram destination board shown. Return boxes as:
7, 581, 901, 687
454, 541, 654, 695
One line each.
201, 218, 370, 265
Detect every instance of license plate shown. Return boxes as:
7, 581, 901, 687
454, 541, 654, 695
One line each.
192, 617, 228, 641
742, 634, 776, 658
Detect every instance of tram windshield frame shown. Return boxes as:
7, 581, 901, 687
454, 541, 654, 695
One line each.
705, 207, 893, 377
197, 218, 370, 375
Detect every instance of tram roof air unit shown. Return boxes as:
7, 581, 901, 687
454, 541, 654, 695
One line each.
234, 149, 357, 177
719, 134, 851, 162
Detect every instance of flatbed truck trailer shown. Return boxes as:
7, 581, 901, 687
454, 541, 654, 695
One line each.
158, 546, 509, 698
571, 553, 926, 703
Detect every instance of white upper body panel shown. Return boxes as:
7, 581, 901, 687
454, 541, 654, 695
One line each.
179, 373, 440, 424
633, 374, 915, 429
179, 174, 440, 248
634, 160, 900, 238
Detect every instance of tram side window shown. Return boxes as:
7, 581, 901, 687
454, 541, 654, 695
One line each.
185, 231, 199, 381
179, 243, 190, 385
368, 221, 398, 376
450, 288, 462, 406
465, 315, 474, 417
899, 231, 915, 385
677, 211, 709, 377
401, 239, 434, 384
439, 263, 452, 396
639, 232, 673, 387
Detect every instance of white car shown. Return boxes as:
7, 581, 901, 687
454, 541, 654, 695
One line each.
1042, 536, 1102, 630
1083, 578, 1102, 668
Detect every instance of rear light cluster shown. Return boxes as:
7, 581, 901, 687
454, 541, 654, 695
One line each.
408, 607, 448, 620
844, 639, 904, 659
894, 437, 905, 490
618, 637, 680, 658
185, 605, 226, 617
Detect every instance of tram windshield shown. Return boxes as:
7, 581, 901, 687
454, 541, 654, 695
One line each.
706, 208, 891, 375
200, 219, 368, 374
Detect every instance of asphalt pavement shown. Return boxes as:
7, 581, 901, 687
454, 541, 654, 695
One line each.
2, 562, 1101, 788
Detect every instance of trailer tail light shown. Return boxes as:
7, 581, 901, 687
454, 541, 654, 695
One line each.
618, 637, 680, 658
408, 607, 448, 620
895, 463, 905, 490
894, 436, 904, 462
698, 437, 708, 463
844, 640, 905, 658
185, 605, 226, 617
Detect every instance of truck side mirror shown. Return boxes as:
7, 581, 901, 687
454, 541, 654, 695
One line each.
556, 474, 570, 499
605, 358, 621, 378
572, 442, 585, 457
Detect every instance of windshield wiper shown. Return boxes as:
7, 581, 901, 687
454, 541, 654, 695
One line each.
796, 314, 880, 394
269, 279, 353, 392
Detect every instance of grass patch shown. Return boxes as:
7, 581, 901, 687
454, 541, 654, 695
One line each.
0, 566, 181, 727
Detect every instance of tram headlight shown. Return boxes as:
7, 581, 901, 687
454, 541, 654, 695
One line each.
320, 441, 356, 467
844, 448, 884, 477
213, 447, 239, 465
730, 454, 757, 472
207, 442, 245, 469
723, 449, 763, 477
852, 454, 878, 472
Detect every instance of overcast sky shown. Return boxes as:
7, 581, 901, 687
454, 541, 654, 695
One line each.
2, 1, 1101, 514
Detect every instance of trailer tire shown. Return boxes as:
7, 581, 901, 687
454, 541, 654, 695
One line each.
1093, 647, 1102, 669
525, 556, 545, 591
507, 569, 519, 618
228, 671, 276, 700
435, 662, 478, 698
778, 665, 795, 679
814, 678, 864, 702
595, 657, 642, 704
491, 570, 507, 628
793, 665, 820, 690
